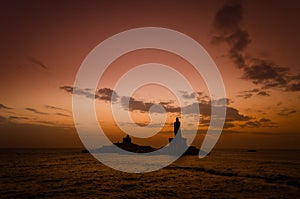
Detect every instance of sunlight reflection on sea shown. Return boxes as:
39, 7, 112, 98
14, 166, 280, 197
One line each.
0, 149, 299, 198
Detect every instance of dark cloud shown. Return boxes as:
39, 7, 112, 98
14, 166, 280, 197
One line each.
277, 108, 297, 116
25, 108, 48, 115
259, 118, 271, 123
120, 96, 180, 113
0, 103, 13, 110
211, 98, 231, 106
213, 1, 243, 34
243, 60, 289, 89
60, 86, 96, 99
180, 91, 226, 105
257, 91, 270, 96
181, 102, 208, 115
181, 91, 231, 106
285, 74, 300, 91
182, 101, 248, 121
60, 86, 73, 93
212, 1, 300, 92
240, 121, 260, 128
211, 0, 250, 68
196, 92, 210, 102
122, 96, 250, 122
60, 86, 120, 102
27, 56, 47, 70
287, 83, 300, 91
180, 91, 197, 99
247, 89, 260, 93
225, 106, 252, 121
223, 122, 235, 129
61, 85, 252, 124
97, 88, 119, 102
159, 101, 174, 106
237, 88, 270, 98
236, 93, 253, 99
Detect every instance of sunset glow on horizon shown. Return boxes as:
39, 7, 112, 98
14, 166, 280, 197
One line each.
1, 0, 299, 149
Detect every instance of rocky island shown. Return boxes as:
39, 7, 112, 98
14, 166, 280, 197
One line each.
82, 118, 207, 156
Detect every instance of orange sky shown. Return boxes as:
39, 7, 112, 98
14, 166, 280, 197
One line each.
0, 0, 299, 149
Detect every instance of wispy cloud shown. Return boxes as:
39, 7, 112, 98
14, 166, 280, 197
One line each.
60, 86, 96, 99
200, 119, 235, 129
239, 118, 278, 128
118, 121, 171, 128
277, 108, 297, 116
27, 56, 47, 70
33, 120, 57, 126
44, 105, 70, 113
55, 113, 70, 117
25, 107, 48, 115
0, 103, 13, 110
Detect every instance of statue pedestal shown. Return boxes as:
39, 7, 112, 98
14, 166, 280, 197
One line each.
168, 136, 187, 154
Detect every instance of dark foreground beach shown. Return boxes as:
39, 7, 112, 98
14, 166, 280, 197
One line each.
1, 149, 299, 198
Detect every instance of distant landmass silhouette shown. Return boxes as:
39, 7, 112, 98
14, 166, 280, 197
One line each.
82, 118, 208, 156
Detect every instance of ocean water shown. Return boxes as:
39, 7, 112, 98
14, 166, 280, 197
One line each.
0, 149, 299, 198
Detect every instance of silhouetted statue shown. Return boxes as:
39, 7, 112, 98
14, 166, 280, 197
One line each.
123, 135, 131, 144
174, 117, 181, 136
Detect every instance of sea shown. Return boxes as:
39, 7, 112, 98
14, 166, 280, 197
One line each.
0, 148, 299, 198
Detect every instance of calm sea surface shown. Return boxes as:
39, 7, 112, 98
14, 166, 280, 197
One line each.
0, 149, 299, 198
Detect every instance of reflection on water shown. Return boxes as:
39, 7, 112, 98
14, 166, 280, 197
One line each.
93, 153, 175, 173
0, 149, 299, 198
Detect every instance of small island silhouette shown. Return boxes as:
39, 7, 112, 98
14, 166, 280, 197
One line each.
82, 118, 207, 156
